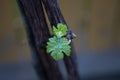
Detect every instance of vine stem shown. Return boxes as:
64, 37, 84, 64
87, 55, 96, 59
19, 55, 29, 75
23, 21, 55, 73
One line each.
17, 0, 63, 80
41, 0, 80, 80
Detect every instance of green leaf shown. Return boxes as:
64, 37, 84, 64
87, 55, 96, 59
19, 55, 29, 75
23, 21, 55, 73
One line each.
51, 51, 64, 61
53, 23, 67, 38
46, 36, 71, 61
46, 23, 71, 61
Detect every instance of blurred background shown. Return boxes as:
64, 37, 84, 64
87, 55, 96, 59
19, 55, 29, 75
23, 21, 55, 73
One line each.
0, 0, 120, 80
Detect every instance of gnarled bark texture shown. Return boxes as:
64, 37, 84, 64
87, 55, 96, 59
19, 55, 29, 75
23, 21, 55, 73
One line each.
17, 0, 80, 80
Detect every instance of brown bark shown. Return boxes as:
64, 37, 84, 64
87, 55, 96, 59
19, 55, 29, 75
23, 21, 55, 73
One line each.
17, 0, 63, 80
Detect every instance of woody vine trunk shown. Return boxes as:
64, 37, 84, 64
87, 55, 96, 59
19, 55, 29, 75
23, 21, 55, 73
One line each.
17, 0, 80, 80
17, 0, 63, 80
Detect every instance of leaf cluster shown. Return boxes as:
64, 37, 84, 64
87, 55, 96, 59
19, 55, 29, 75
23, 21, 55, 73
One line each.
46, 23, 71, 61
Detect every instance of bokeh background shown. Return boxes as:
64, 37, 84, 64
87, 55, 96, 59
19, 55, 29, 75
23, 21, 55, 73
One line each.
0, 0, 120, 80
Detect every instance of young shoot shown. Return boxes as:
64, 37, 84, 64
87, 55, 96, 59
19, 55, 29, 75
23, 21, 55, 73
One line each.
46, 23, 71, 61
